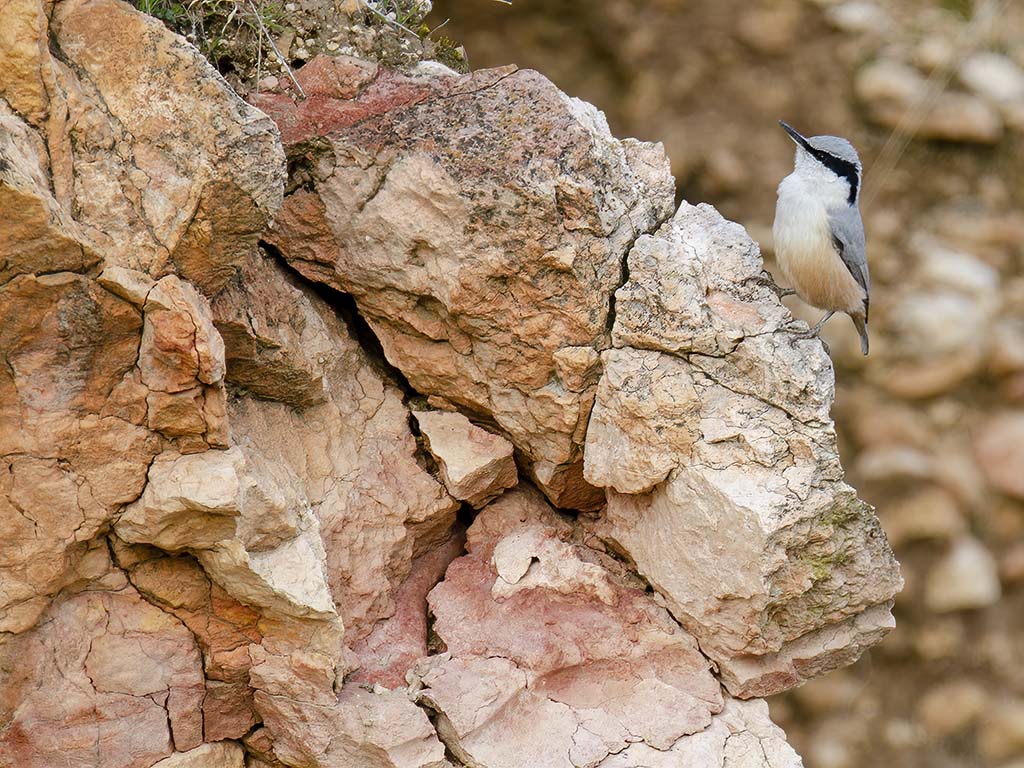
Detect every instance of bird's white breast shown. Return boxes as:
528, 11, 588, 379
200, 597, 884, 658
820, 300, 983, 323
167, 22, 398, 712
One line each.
773, 173, 865, 315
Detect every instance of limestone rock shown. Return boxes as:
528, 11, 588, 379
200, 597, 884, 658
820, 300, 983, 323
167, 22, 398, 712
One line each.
116, 449, 244, 551
0, 580, 205, 768
48, 0, 284, 285
596, 698, 803, 768
0, 271, 160, 632
0, 101, 98, 283
350, 531, 467, 688
414, 410, 518, 507
415, 487, 741, 767
584, 202, 902, 697
334, 687, 450, 768
227, 281, 458, 641
150, 742, 245, 768
260, 57, 676, 509
211, 249, 336, 408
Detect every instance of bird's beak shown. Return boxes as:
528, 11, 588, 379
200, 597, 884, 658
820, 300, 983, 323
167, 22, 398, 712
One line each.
779, 120, 813, 152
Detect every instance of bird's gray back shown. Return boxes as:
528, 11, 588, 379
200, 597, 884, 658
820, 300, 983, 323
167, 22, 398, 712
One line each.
828, 204, 870, 306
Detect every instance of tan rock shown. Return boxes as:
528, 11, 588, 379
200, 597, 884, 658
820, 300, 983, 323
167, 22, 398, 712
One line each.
0, 103, 98, 283
212, 250, 336, 408
116, 449, 244, 551
597, 698, 802, 768
334, 687, 450, 768
46, 0, 284, 283
415, 486, 734, 766
261, 59, 675, 509
584, 202, 902, 697
0, 271, 159, 632
0, 0, 49, 123
151, 742, 245, 768
350, 531, 467, 687
0, 582, 204, 768
414, 410, 518, 507
97, 265, 156, 307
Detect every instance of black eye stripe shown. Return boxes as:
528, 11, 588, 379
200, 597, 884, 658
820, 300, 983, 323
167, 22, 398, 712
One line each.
810, 148, 860, 204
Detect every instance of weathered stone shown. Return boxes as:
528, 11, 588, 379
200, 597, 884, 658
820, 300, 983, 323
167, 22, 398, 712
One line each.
0, 102, 98, 283
595, 698, 803, 768
584, 202, 902, 696
47, 0, 284, 283
227, 294, 458, 641
414, 410, 518, 507
415, 486, 736, 766
350, 530, 467, 688
334, 687, 450, 768
0, 582, 204, 768
0, 272, 159, 632
212, 250, 335, 408
116, 449, 244, 551
150, 742, 245, 768
260, 57, 675, 508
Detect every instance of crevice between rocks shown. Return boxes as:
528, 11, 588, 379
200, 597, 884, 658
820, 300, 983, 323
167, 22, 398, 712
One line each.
259, 240, 415, 398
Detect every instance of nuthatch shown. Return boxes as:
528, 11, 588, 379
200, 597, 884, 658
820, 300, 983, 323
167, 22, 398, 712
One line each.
773, 120, 870, 355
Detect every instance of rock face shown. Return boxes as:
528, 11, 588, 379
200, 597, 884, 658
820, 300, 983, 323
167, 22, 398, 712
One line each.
584, 203, 903, 697
258, 56, 676, 510
0, 2, 900, 766
414, 410, 518, 508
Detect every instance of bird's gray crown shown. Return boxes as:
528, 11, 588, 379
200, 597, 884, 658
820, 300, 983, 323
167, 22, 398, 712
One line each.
779, 121, 862, 204
805, 135, 862, 169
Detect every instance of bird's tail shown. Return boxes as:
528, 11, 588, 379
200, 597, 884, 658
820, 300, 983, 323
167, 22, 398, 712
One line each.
852, 314, 869, 356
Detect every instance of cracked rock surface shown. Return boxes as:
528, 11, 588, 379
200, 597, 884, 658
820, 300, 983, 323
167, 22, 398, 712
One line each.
585, 203, 902, 697
0, 3, 898, 765
258, 55, 676, 511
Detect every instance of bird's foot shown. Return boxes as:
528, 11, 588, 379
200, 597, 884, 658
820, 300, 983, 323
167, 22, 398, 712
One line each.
777, 287, 797, 298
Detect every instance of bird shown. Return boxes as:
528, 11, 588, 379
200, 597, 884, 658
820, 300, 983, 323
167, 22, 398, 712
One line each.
773, 120, 870, 355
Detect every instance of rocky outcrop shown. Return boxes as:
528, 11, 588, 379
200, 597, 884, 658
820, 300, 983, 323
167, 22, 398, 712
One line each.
0, 3, 901, 767
258, 56, 676, 511
584, 203, 902, 696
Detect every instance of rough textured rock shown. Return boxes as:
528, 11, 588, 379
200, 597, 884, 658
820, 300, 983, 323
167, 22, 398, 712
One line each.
225, 272, 459, 639
259, 57, 676, 509
0, 567, 205, 768
0, 0, 902, 761
414, 410, 518, 507
151, 742, 246, 768
413, 486, 801, 767
584, 202, 902, 697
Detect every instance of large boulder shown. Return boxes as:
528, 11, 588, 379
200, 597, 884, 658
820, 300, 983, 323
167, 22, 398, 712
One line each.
259, 57, 676, 509
584, 203, 903, 696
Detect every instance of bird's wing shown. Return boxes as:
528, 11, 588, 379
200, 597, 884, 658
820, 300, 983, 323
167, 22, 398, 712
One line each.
828, 205, 870, 319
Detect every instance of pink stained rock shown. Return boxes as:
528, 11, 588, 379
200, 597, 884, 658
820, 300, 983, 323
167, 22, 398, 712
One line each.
414, 486, 729, 767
